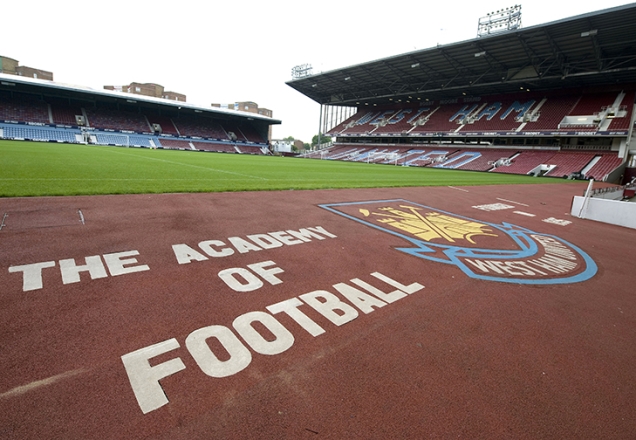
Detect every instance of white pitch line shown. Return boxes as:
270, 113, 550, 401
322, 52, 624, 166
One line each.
105, 148, 269, 181
497, 197, 529, 207
0, 369, 88, 399
448, 186, 469, 192
513, 211, 536, 217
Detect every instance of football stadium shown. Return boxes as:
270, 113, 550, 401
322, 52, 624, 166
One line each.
1, 3, 636, 439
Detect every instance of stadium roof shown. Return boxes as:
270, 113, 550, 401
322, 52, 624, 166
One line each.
286, 3, 636, 107
0, 73, 281, 125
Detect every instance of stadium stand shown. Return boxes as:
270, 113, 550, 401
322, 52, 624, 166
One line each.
50, 100, 84, 126
544, 152, 595, 178
437, 149, 516, 171
1, 125, 79, 143
490, 150, 558, 175
0, 97, 270, 153
330, 88, 634, 138
457, 95, 532, 132
146, 115, 180, 135
409, 102, 466, 134
607, 90, 635, 131
85, 108, 151, 132
192, 141, 238, 153
0, 92, 50, 124
372, 108, 430, 135
584, 153, 624, 181
172, 117, 228, 139
158, 139, 194, 150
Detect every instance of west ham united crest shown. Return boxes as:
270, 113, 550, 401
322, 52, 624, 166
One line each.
320, 199, 597, 285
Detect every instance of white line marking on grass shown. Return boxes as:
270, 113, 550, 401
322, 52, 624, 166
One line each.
105, 149, 269, 180
0, 369, 88, 399
448, 186, 469, 192
497, 197, 529, 207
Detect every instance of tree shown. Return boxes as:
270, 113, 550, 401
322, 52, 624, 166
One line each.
311, 133, 331, 147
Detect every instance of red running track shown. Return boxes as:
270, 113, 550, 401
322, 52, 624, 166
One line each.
0, 183, 635, 439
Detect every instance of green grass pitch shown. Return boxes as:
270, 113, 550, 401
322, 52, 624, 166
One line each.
0, 140, 564, 197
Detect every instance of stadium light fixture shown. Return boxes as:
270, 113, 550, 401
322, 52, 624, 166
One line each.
411, 63, 420, 68
194, 110, 202, 113
344, 76, 351, 81
581, 30, 598, 37
311, 84, 317, 88
126, 99, 137, 103
474, 51, 486, 57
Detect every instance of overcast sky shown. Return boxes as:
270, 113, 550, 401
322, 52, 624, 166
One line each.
3, 0, 633, 142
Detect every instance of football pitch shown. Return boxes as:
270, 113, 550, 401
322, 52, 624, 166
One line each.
0, 140, 562, 197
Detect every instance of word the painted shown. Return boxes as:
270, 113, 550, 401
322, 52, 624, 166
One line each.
8, 250, 149, 292
121, 271, 424, 414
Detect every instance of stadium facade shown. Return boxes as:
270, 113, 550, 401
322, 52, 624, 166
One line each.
286, 3, 636, 184
0, 72, 280, 153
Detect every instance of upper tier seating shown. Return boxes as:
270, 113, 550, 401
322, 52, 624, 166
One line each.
409, 103, 466, 134
569, 92, 618, 116
50, 101, 84, 126
0, 93, 50, 124
608, 90, 635, 131
233, 123, 266, 144
520, 95, 579, 131
173, 117, 228, 139
329, 89, 634, 138
85, 108, 151, 132
339, 110, 397, 135
457, 96, 533, 132
327, 113, 360, 135
147, 115, 180, 135
372, 107, 432, 134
